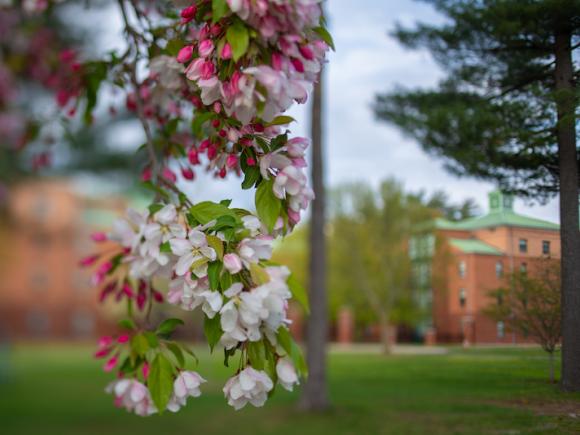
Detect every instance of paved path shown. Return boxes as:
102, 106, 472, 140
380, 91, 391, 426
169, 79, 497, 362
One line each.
329, 343, 449, 355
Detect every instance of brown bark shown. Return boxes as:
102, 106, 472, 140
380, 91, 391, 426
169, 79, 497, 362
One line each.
554, 22, 580, 391
300, 70, 330, 411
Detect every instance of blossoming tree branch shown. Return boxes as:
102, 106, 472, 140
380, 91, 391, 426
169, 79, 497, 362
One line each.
11, 0, 333, 416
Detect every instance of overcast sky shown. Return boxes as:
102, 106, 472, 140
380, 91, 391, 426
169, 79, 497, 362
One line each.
88, 0, 561, 223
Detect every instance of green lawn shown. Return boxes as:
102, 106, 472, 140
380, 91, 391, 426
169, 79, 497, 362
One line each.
1, 345, 579, 434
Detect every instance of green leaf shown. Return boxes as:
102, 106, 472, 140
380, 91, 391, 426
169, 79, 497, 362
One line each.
144, 331, 160, 348
165, 38, 183, 56
276, 328, 307, 377
191, 112, 214, 138
220, 270, 233, 290
207, 235, 224, 260
224, 347, 236, 367
291, 340, 308, 377
241, 166, 261, 190
212, 0, 228, 22
204, 314, 222, 352
277, 327, 292, 356
313, 26, 335, 51
149, 353, 174, 413
190, 201, 239, 224
166, 342, 185, 367
207, 261, 222, 291
288, 274, 310, 314
211, 215, 239, 231
226, 20, 250, 61
148, 203, 165, 214
118, 319, 137, 330
156, 318, 185, 336
160, 241, 172, 254
131, 334, 149, 356
247, 341, 266, 370
266, 115, 295, 126
255, 179, 281, 232
250, 263, 269, 285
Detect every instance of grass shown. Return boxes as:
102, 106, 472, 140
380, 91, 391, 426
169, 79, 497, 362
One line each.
0, 344, 579, 434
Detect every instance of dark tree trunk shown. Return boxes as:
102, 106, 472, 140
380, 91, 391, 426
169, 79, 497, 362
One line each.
300, 69, 330, 411
554, 23, 580, 392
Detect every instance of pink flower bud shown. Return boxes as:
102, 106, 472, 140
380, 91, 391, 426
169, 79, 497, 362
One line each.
213, 102, 222, 113
90, 232, 107, 242
141, 166, 152, 182
219, 167, 227, 178
94, 348, 111, 358
199, 139, 211, 151
122, 283, 134, 298
272, 52, 283, 71
79, 254, 99, 267
142, 362, 150, 379
291, 58, 305, 73
210, 24, 221, 36
98, 335, 114, 348
226, 154, 238, 168
199, 39, 215, 58
211, 119, 220, 128
104, 355, 118, 372
299, 45, 315, 60
207, 144, 218, 160
182, 167, 195, 180
221, 42, 232, 60
180, 5, 197, 23
117, 334, 130, 344
223, 253, 243, 274
162, 167, 177, 183
153, 290, 164, 303
188, 148, 200, 165
177, 45, 194, 63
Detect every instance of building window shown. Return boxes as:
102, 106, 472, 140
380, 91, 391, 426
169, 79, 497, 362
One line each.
497, 321, 505, 339
519, 238, 528, 253
495, 261, 503, 278
70, 309, 95, 337
520, 262, 527, 274
30, 270, 49, 292
26, 310, 50, 336
458, 261, 466, 278
542, 240, 551, 255
459, 288, 466, 307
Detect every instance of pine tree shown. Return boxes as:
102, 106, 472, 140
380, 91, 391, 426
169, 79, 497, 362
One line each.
374, 0, 580, 390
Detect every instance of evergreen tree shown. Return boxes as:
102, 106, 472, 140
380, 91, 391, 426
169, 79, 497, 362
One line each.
374, 0, 580, 391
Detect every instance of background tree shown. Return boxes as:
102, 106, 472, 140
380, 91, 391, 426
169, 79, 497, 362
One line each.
328, 180, 468, 351
373, 0, 580, 390
486, 259, 561, 383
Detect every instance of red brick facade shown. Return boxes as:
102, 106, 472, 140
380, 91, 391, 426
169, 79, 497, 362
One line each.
431, 192, 560, 344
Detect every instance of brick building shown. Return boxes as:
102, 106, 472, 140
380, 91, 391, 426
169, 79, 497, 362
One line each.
410, 191, 560, 345
0, 179, 131, 341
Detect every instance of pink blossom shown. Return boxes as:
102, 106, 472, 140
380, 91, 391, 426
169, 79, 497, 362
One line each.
221, 42, 232, 60
199, 39, 214, 58
223, 253, 243, 274
177, 46, 194, 63
104, 355, 118, 372
91, 232, 107, 242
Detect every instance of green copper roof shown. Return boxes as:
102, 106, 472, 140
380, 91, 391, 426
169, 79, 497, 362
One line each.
449, 238, 503, 255
434, 191, 559, 231
435, 211, 559, 231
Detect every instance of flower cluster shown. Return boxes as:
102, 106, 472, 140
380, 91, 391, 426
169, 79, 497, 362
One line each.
86, 197, 308, 413
50, 0, 332, 416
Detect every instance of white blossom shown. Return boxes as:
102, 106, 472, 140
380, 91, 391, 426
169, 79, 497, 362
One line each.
223, 367, 273, 410
276, 357, 299, 391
